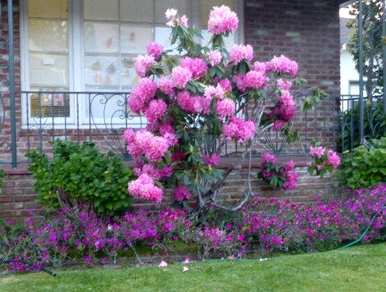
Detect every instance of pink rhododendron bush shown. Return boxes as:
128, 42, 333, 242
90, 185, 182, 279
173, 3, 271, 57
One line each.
123, 6, 332, 210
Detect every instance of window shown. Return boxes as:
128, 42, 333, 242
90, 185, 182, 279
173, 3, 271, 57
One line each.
21, 0, 243, 126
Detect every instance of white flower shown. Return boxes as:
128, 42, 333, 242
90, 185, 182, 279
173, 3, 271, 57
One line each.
159, 260, 168, 268
182, 266, 189, 272
259, 258, 268, 262
107, 224, 113, 231
165, 9, 178, 19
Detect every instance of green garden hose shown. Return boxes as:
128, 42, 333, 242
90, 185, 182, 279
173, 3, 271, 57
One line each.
341, 204, 385, 249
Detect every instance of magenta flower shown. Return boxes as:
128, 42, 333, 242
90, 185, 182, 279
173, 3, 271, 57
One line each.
309, 146, 326, 158
134, 55, 155, 77
208, 50, 222, 66
146, 42, 164, 60
223, 117, 256, 143
216, 98, 235, 119
229, 44, 253, 65
327, 150, 341, 169
208, 5, 239, 35
181, 57, 208, 79
171, 66, 192, 88
173, 185, 192, 202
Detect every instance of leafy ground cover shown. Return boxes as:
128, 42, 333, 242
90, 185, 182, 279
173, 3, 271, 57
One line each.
1, 243, 385, 292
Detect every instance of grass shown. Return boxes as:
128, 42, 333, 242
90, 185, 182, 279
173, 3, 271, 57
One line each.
1, 243, 385, 292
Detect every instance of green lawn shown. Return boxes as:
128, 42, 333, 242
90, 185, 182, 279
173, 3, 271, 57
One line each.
1, 243, 386, 292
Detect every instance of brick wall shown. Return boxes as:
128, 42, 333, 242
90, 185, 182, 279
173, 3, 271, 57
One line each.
245, 0, 341, 148
0, 0, 341, 221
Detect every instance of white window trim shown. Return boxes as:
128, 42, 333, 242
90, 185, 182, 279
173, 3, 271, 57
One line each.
20, 0, 244, 129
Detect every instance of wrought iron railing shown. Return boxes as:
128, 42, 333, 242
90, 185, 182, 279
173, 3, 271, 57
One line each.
0, 90, 332, 167
339, 94, 386, 152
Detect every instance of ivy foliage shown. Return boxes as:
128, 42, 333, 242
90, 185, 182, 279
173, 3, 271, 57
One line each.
26, 141, 134, 216
339, 137, 386, 189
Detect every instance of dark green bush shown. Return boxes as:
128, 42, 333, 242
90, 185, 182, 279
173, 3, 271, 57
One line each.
339, 137, 386, 189
339, 99, 386, 152
26, 140, 134, 216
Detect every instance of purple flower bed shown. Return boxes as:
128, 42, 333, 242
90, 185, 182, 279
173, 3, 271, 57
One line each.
1, 184, 385, 273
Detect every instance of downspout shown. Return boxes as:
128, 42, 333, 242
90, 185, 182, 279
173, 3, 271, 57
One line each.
7, 0, 17, 167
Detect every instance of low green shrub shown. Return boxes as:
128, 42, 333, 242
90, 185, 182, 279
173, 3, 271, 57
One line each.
339, 137, 386, 189
26, 140, 134, 216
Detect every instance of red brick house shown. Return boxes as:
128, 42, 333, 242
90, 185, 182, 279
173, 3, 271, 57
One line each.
0, 0, 346, 220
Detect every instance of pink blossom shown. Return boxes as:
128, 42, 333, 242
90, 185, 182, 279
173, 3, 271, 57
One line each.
216, 98, 235, 118
128, 78, 157, 113
253, 61, 267, 73
267, 55, 298, 77
160, 123, 178, 146
134, 55, 155, 77
218, 79, 232, 92
177, 91, 209, 114
146, 42, 164, 60
128, 174, 163, 202
233, 74, 247, 91
202, 153, 221, 167
277, 79, 292, 91
158, 77, 175, 96
208, 5, 239, 35
171, 66, 192, 88
204, 84, 224, 100
179, 15, 189, 27
283, 168, 298, 190
261, 152, 277, 164
223, 117, 256, 143
229, 44, 253, 65
310, 146, 326, 159
208, 50, 222, 66
124, 130, 169, 162
327, 150, 341, 169
173, 185, 192, 202
244, 70, 267, 89
181, 57, 208, 79
144, 99, 167, 123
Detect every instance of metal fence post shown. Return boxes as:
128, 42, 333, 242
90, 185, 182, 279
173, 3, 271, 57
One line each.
358, 0, 365, 144
383, 0, 386, 113
7, 0, 17, 167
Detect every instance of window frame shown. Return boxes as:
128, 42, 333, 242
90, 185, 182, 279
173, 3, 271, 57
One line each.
20, 0, 244, 129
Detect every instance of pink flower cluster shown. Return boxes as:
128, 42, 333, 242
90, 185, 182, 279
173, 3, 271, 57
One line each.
165, 8, 188, 28
134, 55, 155, 77
173, 185, 192, 202
282, 160, 298, 190
208, 50, 222, 66
309, 146, 341, 175
204, 84, 225, 100
223, 117, 256, 143
158, 77, 175, 96
144, 99, 167, 123
266, 55, 298, 77
177, 91, 210, 114
134, 163, 172, 180
181, 57, 208, 79
202, 153, 221, 167
216, 98, 235, 119
234, 71, 267, 91
123, 129, 169, 162
146, 42, 164, 60
229, 44, 253, 64
128, 78, 157, 114
259, 152, 298, 190
128, 174, 163, 202
171, 66, 192, 88
208, 5, 239, 35
269, 90, 296, 130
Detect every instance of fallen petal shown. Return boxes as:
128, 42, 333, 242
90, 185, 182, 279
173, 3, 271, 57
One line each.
159, 260, 168, 268
182, 266, 189, 272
